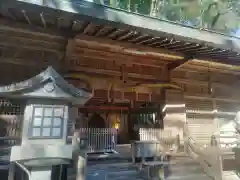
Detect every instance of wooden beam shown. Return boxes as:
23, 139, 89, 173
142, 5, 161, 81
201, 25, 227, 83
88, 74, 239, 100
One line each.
66, 66, 167, 82
185, 94, 240, 103
0, 18, 68, 38
0, 56, 60, 67
0, 27, 66, 44
61, 38, 76, 72
64, 39, 75, 61
68, 56, 164, 78
84, 89, 162, 102
183, 60, 240, 75
172, 77, 240, 91
73, 46, 167, 67
80, 105, 129, 111
167, 56, 194, 71
75, 37, 179, 62
75, 35, 184, 60
0, 47, 62, 66
0, 37, 64, 54
0, 58, 42, 66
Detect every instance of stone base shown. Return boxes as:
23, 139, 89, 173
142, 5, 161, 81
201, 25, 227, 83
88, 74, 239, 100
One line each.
31, 167, 52, 180
149, 166, 165, 180
10, 144, 72, 166
141, 164, 166, 180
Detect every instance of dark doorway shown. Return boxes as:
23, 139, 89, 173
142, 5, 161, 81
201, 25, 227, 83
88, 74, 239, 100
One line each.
88, 113, 106, 128
127, 102, 164, 142
51, 165, 68, 180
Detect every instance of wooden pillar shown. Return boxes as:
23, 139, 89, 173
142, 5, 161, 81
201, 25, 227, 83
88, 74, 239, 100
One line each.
212, 98, 219, 136
162, 89, 186, 147
73, 131, 87, 180
236, 112, 240, 122
119, 113, 128, 144
76, 154, 87, 180
8, 163, 15, 180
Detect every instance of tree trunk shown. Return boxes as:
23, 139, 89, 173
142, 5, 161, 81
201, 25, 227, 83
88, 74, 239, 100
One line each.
109, 0, 117, 7
150, 0, 157, 17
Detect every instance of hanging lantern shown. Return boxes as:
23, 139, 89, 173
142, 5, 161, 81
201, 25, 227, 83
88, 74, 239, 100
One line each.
113, 122, 120, 130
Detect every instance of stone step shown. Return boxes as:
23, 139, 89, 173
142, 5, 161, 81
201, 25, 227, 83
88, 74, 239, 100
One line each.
87, 162, 138, 173
166, 173, 212, 180
107, 171, 141, 180
87, 157, 130, 163
84, 156, 226, 180
67, 177, 75, 180
67, 167, 76, 180
170, 164, 205, 175
68, 174, 76, 180
87, 161, 132, 167
107, 170, 139, 178
106, 177, 143, 180
141, 156, 213, 180
170, 157, 199, 164
87, 162, 139, 180
67, 167, 76, 173
87, 169, 140, 180
169, 158, 214, 179
222, 171, 240, 180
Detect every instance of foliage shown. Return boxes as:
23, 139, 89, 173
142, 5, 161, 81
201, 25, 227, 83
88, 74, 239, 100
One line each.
96, 0, 240, 36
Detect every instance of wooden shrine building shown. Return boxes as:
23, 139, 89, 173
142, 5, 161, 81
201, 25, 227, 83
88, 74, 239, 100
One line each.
0, 0, 240, 151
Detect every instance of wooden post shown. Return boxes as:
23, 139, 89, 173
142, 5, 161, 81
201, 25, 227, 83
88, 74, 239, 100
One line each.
77, 153, 87, 180
73, 131, 87, 180
163, 90, 186, 150
8, 163, 15, 180
131, 141, 136, 163
183, 123, 189, 154
176, 134, 180, 151
211, 135, 223, 180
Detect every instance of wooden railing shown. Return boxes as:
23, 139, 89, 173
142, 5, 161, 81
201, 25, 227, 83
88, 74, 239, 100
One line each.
184, 123, 223, 180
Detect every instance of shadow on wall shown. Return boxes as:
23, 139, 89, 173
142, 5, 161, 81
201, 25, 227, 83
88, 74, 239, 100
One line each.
87, 113, 108, 151
0, 117, 7, 138
88, 113, 106, 128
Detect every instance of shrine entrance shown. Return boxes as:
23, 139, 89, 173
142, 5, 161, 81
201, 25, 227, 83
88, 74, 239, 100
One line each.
82, 113, 117, 153
88, 113, 106, 128
128, 103, 164, 141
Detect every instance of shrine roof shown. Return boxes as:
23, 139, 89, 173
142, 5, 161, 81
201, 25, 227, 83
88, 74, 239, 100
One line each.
0, 66, 91, 99
1, 0, 240, 66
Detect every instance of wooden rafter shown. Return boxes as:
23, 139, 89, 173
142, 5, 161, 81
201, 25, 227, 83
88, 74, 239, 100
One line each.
75, 35, 184, 61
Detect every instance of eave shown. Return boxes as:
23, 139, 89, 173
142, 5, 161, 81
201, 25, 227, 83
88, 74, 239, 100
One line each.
1, 0, 240, 67
0, 66, 91, 98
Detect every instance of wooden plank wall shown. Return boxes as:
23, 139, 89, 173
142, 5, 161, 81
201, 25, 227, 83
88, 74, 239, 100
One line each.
171, 69, 240, 142
163, 89, 185, 145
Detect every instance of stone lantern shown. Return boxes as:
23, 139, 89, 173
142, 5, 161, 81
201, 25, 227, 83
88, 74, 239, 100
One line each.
0, 67, 91, 180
